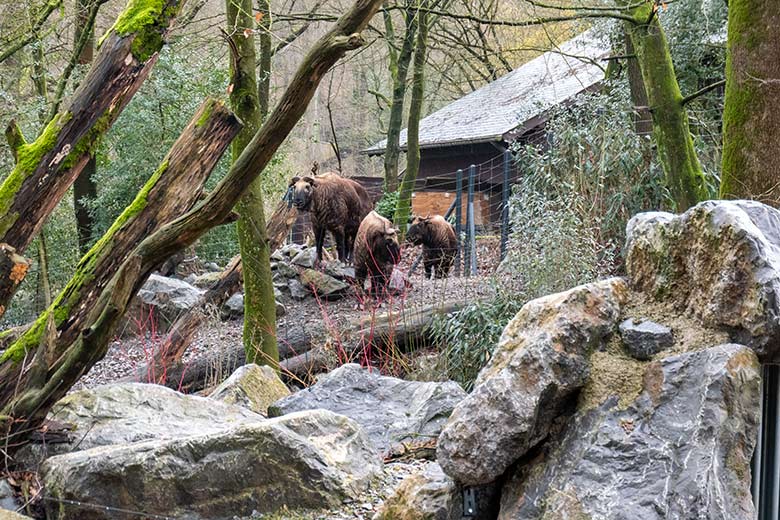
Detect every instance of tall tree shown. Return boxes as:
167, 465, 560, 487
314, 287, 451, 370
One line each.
719, 0, 780, 204
73, 0, 99, 254
226, 0, 278, 367
393, 1, 428, 232
623, 2, 708, 210
382, 1, 417, 192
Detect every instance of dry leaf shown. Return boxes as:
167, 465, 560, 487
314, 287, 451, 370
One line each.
227, 83, 234, 94
661, 2, 668, 9
255, 12, 264, 22
243, 28, 252, 38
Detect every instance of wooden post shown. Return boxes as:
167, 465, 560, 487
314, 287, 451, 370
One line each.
455, 169, 463, 276
466, 164, 477, 277
500, 150, 511, 260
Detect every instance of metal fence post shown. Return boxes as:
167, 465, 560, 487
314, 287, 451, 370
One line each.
455, 169, 463, 276
467, 164, 477, 277
500, 150, 511, 260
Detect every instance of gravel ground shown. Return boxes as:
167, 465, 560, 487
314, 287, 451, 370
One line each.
75, 237, 507, 390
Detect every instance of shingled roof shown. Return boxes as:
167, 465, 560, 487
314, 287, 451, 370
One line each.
364, 29, 611, 155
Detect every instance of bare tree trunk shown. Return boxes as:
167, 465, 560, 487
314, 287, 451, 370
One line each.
383, 3, 417, 192
719, 0, 780, 204
0, 0, 382, 453
227, 0, 279, 368
394, 3, 429, 233
0, 0, 185, 314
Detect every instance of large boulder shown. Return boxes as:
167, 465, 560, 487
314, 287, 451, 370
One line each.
209, 363, 290, 415
17, 383, 263, 464
626, 200, 780, 360
134, 274, 204, 325
299, 268, 350, 299
270, 364, 467, 453
498, 343, 761, 520
437, 278, 628, 485
42, 410, 381, 520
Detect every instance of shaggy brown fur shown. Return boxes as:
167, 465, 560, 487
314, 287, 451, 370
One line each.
288, 172, 372, 262
406, 215, 457, 278
353, 211, 401, 298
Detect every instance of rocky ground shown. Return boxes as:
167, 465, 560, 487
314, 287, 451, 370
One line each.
74, 236, 507, 390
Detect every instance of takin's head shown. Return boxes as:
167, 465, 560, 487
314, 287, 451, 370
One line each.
406, 215, 432, 246
379, 224, 402, 264
362, 211, 401, 264
288, 176, 316, 210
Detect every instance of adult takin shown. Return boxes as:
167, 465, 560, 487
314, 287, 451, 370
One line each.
353, 211, 401, 298
406, 215, 457, 278
288, 172, 372, 263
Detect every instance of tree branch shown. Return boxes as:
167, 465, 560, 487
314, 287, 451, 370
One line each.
0, 0, 63, 64
681, 79, 726, 105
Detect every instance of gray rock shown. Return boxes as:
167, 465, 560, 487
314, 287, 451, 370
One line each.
275, 261, 299, 279
374, 463, 499, 520
323, 261, 355, 281
270, 364, 467, 453
288, 278, 308, 300
205, 261, 221, 272
291, 247, 317, 268
135, 274, 204, 324
220, 292, 244, 320
209, 364, 290, 415
619, 318, 674, 360
272, 271, 288, 287
274, 287, 283, 300
626, 200, 780, 360
276, 300, 287, 318
389, 267, 411, 293
281, 243, 305, 258
300, 268, 350, 299
437, 278, 628, 485
0, 479, 18, 512
191, 271, 222, 288
16, 383, 264, 465
42, 410, 382, 520
498, 344, 761, 520
270, 249, 285, 262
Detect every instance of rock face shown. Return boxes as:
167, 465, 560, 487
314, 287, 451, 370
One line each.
619, 317, 674, 360
499, 343, 761, 520
626, 200, 780, 360
42, 410, 381, 520
18, 383, 263, 464
209, 364, 290, 415
0, 479, 18, 512
437, 278, 628, 485
270, 364, 467, 453
299, 268, 350, 299
136, 274, 204, 322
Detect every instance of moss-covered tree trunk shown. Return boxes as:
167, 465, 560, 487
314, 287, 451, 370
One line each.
0, 0, 381, 451
625, 5, 707, 210
382, 3, 417, 192
0, 0, 184, 315
0, 100, 240, 448
226, 0, 279, 367
719, 0, 780, 204
393, 3, 428, 233
73, 0, 99, 254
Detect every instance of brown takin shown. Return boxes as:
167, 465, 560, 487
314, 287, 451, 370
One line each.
353, 211, 401, 298
288, 172, 372, 263
406, 215, 457, 278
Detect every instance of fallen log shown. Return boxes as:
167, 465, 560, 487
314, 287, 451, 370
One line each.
144, 301, 463, 393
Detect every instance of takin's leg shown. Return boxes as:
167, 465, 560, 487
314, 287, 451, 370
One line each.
314, 226, 326, 263
437, 250, 455, 278
333, 228, 347, 263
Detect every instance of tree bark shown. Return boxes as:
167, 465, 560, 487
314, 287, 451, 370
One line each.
0, 0, 185, 316
624, 5, 707, 210
719, 0, 780, 204
72, 0, 99, 255
383, 3, 417, 192
226, 0, 279, 367
394, 3, 429, 232
623, 26, 652, 136
0, 0, 382, 453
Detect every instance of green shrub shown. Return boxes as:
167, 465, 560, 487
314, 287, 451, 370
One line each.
374, 190, 399, 221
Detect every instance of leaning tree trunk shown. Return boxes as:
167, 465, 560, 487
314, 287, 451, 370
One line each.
0, 99, 241, 453
0, 0, 184, 314
719, 0, 780, 204
382, 3, 417, 192
394, 3, 429, 233
226, 0, 279, 368
624, 5, 707, 210
0, 0, 383, 453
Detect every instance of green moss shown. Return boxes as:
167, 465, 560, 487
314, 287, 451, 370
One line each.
63, 111, 113, 169
1, 316, 46, 363
0, 113, 70, 237
97, 0, 178, 61
196, 100, 217, 128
